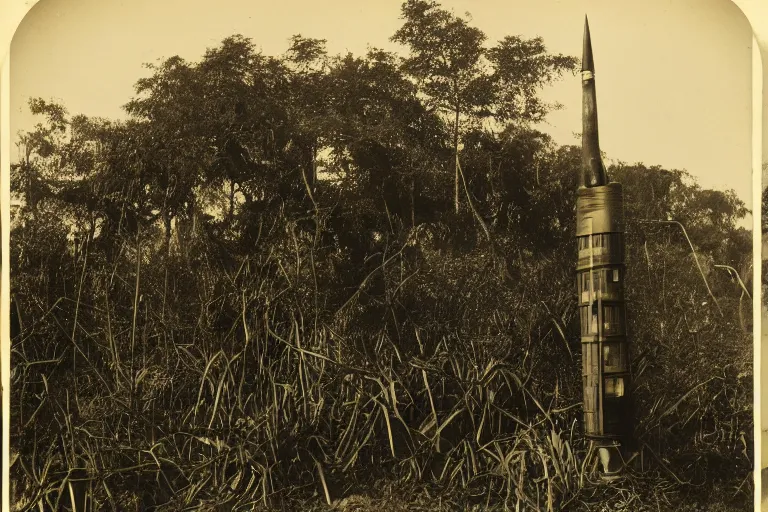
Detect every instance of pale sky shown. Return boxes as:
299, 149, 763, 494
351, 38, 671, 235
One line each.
9, 0, 755, 218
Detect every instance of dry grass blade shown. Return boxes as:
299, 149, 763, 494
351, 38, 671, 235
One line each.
314, 457, 333, 506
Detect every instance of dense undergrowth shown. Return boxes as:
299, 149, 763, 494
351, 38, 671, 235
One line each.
9, 2, 753, 510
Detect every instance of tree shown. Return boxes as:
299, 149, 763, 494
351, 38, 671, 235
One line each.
391, 0, 577, 213
284, 35, 331, 195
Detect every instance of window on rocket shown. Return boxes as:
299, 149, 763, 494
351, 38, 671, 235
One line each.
604, 377, 625, 398
603, 342, 625, 370
580, 306, 596, 336
591, 301, 598, 334
602, 305, 623, 334
579, 273, 591, 303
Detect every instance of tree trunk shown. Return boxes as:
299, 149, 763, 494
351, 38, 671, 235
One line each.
162, 212, 172, 322
312, 145, 318, 189
304, 143, 317, 196
410, 176, 416, 229
453, 108, 460, 214
163, 212, 172, 258
130, 226, 142, 410
228, 181, 236, 224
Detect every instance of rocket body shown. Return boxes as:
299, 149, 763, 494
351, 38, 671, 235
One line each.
577, 17, 633, 477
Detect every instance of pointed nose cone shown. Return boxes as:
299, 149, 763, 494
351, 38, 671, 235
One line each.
583, 16, 594, 73
581, 15, 608, 188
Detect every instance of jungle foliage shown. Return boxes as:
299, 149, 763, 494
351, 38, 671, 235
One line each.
10, 2, 752, 510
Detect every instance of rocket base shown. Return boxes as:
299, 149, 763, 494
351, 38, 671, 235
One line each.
597, 442, 624, 480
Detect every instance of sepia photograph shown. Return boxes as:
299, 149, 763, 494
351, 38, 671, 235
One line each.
5, 0, 757, 510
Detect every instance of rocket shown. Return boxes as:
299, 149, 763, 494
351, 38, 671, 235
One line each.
576, 16, 633, 479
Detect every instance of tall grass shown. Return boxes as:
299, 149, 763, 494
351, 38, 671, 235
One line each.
9, 197, 752, 511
